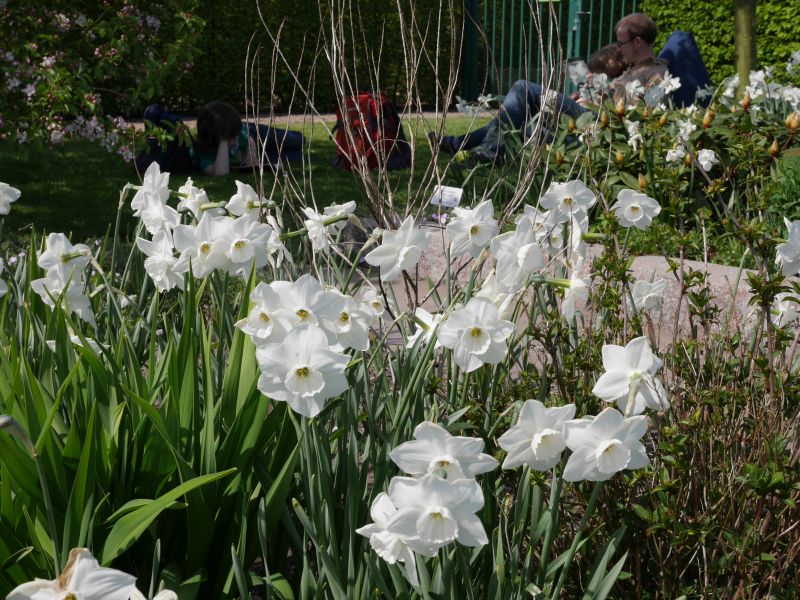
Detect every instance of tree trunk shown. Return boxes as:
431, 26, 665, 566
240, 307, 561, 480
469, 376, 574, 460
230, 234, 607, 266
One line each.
734, 0, 757, 98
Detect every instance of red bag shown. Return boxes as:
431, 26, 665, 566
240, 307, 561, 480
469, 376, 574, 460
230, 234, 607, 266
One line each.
332, 92, 411, 171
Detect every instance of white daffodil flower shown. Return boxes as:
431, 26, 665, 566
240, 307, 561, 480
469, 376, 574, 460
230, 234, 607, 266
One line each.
131, 162, 170, 216
226, 180, 264, 219
365, 216, 432, 282
235, 282, 290, 346
256, 324, 349, 418
46, 334, 105, 355
265, 215, 293, 267
776, 218, 800, 276
560, 258, 590, 321
387, 473, 488, 549
446, 199, 499, 259
356, 493, 435, 587
0, 181, 21, 214
136, 230, 183, 292
215, 215, 273, 276
631, 278, 667, 311
436, 297, 514, 373
592, 336, 669, 415
302, 206, 331, 254
7, 547, 174, 600
323, 201, 356, 229
389, 421, 498, 480
177, 177, 219, 219
406, 307, 444, 349
490, 215, 544, 292
562, 408, 650, 482
538, 180, 596, 224
771, 292, 799, 327
498, 400, 576, 470
323, 290, 372, 351
359, 286, 387, 320
696, 149, 719, 171
38, 232, 92, 281
474, 271, 515, 319
610, 189, 661, 230
303, 201, 356, 254
172, 213, 228, 278
139, 192, 180, 235
270, 274, 345, 342
31, 271, 96, 327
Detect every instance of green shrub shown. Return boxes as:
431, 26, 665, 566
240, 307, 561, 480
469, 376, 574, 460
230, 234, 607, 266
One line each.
642, 0, 800, 86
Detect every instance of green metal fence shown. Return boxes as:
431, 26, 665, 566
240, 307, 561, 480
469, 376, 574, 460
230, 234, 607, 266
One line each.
462, 0, 639, 99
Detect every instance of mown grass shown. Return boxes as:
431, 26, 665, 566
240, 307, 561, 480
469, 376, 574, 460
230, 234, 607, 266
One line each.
0, 115, 486, 245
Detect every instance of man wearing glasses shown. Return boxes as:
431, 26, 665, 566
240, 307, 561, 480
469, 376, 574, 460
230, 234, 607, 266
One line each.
430, 13, 668, 161
610, 13, 669, 98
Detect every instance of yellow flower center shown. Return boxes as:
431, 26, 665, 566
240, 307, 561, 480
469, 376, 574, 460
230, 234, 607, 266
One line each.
437, 459, 450, 467
469, 224, 480, 235
563, 196, 574, 206
199, 242, 211, 254
629, 204, 641, 216
295, 367, 310, 378
296, 309, 310, 319
429, 511, 442, 520
470, 327, 483, 337
234, 239, 246, 249
339, 312, 350, 322
259, 312, 270, 323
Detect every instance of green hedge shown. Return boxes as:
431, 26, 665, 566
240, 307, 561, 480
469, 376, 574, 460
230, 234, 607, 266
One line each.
642, 0, 800, 86
164, 1, 459, 114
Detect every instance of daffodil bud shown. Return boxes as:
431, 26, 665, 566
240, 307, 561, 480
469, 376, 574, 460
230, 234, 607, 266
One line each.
638, 173, 647, 191
769, 138, 780, 158
600, 111, 610, 129
741, 93, 751, 112
614, 98, 626, 118
555, 150, 564, 166
567, 118, 576, 132
786, 111, 800, 131
702, 110, 714, 128
658, 112, 668, 127
615, 150, 624, 165
684, 153, 693, 167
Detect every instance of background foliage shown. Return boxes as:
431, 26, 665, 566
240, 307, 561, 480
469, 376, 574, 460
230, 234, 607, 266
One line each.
642, 0, 800, 86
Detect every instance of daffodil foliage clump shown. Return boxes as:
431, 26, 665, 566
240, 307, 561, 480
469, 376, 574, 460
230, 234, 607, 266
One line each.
1, 65, 799, 600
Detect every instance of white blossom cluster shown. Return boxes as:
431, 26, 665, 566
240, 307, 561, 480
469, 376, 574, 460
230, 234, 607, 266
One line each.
357, 421, 498, 585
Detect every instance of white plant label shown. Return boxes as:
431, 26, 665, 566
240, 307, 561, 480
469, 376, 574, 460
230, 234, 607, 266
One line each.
429, 185, 463, 208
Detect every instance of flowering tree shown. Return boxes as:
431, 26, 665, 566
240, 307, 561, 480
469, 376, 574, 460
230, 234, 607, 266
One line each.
0, 1, 204, 157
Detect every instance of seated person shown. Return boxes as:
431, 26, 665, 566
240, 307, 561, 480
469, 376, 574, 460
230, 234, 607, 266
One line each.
570, 44, 627, 105
193, 101, 304, 176
432, 13, 667, 157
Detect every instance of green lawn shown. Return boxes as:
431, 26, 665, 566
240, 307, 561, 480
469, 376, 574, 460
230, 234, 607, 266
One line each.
0, 116, 488, 245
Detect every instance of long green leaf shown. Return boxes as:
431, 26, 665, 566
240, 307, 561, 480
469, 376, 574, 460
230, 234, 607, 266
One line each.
101, 468, 236, 564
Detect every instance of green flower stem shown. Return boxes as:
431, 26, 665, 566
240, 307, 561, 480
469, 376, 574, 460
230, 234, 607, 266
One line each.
279, 214, 349, 241
549, 481, 604, 600
581, 232, 605, 243
619, 226, 632, 259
